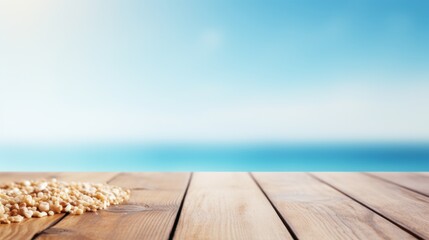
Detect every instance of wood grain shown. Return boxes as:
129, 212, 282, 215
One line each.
37, 172, 191, 240
2, 172, 427, 240
0, 172, 118, 240
313, 173, 429, 239
253, 172, 415, 240
367, 173, 429, 196
173, 172, 293, 240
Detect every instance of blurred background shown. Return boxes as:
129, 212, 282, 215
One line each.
0, 0, 428, 171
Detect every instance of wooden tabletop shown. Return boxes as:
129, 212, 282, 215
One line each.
1, 172, 428, 240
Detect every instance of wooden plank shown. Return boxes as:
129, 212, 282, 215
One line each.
37, 172, 191, 240
174, 172, 293, 240
313, 173, 429, 239
367, 173, 429, 196
253, 172, 415, 240
0, 172, 118, 240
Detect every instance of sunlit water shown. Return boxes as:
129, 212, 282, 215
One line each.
0, 143, 428, 171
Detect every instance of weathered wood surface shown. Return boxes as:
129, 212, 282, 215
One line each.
1, 172, 428, 240
313, 173, 429, 239
173, 172, 293, 240
37, 173, 191, 240
367, 172, 429, 196
253, 173, 415, 240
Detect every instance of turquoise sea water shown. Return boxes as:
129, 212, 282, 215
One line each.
0, 143, 428, 171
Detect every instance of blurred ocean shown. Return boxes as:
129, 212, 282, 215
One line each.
0, 143, 428, 171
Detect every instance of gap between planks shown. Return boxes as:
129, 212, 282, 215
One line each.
36, 172, 191, 240
173, 172, 294, 240
253, 173, 417, 240
311, 173, 427, 240
249, 173, 298, 240
3, 173, 428, 240
363, 173, 429, 198
33, 172, 290, 240
168, 172, 193, 240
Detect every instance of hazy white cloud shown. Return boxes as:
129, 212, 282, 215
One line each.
1, 79, 428, 144
1, 2, 428, 144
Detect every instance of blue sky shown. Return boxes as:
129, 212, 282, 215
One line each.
0, 0, 428, 143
